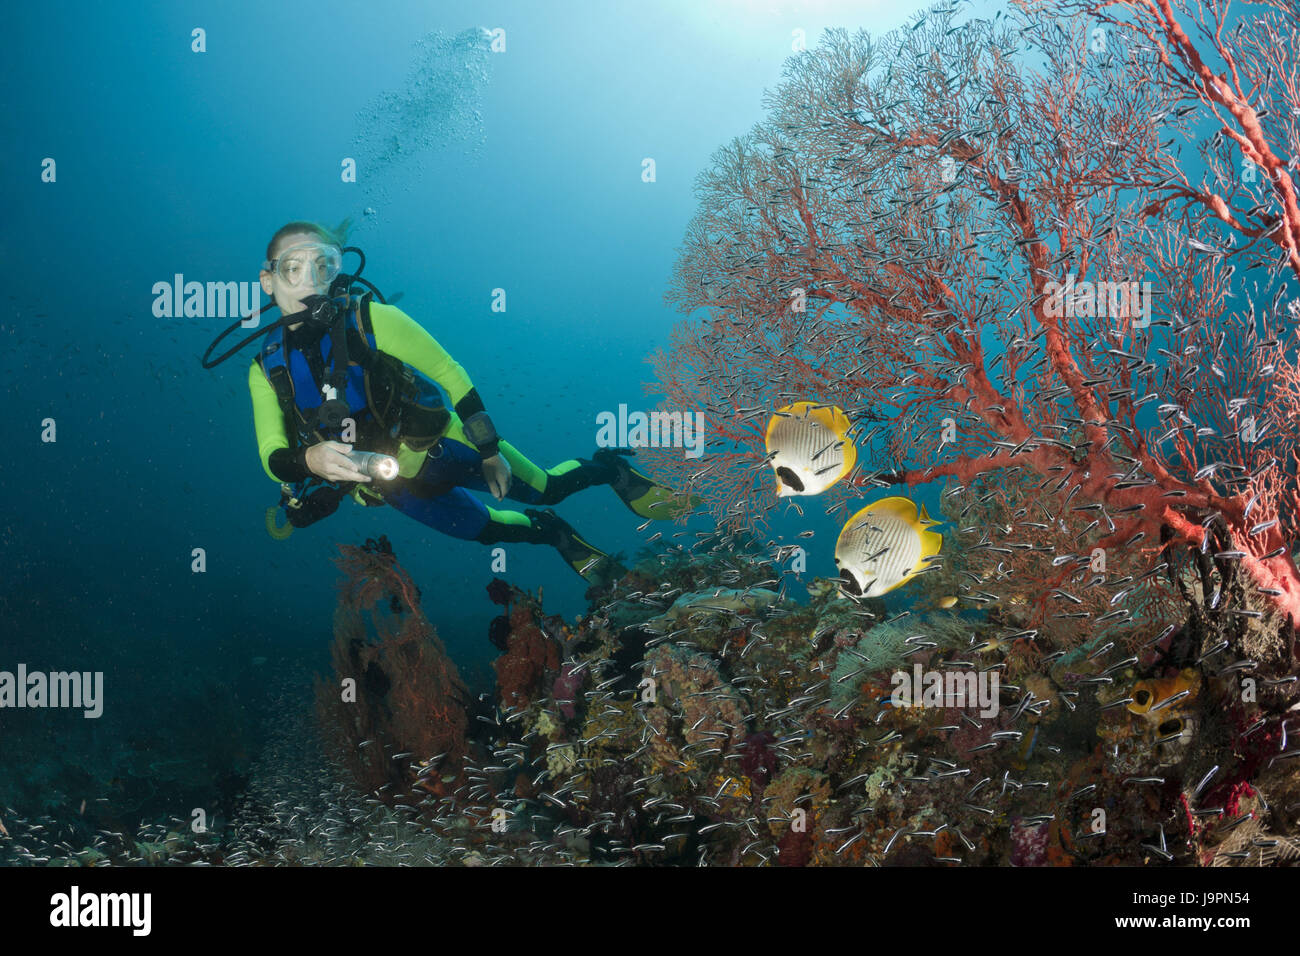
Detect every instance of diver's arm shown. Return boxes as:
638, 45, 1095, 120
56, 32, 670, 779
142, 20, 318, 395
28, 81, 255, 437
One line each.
451, 388, 501, 459
270, 447, 312, 483
249, 361, 311, 483
368, 302, 501, 459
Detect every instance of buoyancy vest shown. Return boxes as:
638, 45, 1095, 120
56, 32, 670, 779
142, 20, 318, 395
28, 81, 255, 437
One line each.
255, 292, 452, 457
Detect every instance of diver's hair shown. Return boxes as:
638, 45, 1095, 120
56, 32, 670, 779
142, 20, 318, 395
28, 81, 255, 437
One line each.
264, 221, 343, 263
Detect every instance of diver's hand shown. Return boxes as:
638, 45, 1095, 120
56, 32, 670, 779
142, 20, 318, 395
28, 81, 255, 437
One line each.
483, 454, 512, 500
305, 442, 371, 483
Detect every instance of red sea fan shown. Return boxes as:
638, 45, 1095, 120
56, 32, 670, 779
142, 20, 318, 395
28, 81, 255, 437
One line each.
642, 7, 1300, 655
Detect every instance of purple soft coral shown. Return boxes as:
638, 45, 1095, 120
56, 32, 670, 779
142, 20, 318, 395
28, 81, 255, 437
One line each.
740, 731, 778, 786
553, 662, 585, 719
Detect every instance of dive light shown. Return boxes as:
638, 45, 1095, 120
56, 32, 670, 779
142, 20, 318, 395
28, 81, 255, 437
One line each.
347, 450, 399, 481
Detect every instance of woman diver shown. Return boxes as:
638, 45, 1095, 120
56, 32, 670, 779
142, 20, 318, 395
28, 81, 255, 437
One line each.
206, 220, 691, 583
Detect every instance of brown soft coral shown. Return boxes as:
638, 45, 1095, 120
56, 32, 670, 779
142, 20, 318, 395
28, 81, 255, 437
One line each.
314, 544, 470, 805
764, 767, 834, 867
493, 604, 561, 709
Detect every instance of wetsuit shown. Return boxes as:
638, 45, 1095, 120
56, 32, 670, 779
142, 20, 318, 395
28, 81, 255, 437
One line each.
248, 300, 616, 548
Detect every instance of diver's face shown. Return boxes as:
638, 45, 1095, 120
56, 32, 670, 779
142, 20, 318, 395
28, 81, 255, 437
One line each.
260, 232, 332, 324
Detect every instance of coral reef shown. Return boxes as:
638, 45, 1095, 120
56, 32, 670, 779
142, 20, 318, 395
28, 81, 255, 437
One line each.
8, 526, 1299, 869
393, 523, 1300, 867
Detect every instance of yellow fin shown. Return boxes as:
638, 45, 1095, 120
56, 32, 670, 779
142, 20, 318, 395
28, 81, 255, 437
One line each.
868, 496, 920, 523
918, 527, 944, 562
769, 401, 852, 441
803, 403, 851, 440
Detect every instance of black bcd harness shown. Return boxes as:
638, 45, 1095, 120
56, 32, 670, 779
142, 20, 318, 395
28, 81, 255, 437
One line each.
259, 292, 451, 528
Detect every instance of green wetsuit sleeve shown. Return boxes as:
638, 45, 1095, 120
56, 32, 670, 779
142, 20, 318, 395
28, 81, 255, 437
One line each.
368, 302, 476, 407
249, 360, 290, 482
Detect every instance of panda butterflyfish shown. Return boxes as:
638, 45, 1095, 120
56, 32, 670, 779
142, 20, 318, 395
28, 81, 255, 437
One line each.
834, 496, 943, 597
764, 401, 857, 497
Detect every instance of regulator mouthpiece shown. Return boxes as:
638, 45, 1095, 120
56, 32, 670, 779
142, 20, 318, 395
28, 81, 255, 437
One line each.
299, 294, 340, 329
347, 450, 399, 481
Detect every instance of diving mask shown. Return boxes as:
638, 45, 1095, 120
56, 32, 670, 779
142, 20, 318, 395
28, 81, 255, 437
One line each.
264, 241, 343, 288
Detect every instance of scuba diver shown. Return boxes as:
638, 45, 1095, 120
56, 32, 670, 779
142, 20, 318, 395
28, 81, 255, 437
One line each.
202, 220, 694, 583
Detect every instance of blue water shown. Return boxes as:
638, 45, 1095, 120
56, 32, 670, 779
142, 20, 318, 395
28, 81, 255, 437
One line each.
1, 0, 938, 775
